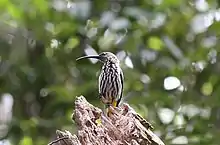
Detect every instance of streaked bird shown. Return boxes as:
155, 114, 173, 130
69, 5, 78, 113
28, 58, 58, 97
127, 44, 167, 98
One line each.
121, 103, 154, 130
76, 52, 124, 115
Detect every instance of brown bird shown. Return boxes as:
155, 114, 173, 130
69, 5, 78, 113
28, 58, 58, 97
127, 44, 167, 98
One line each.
76, 52, 124, 115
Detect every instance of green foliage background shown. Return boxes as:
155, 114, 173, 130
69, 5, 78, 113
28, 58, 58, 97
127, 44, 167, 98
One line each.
0, 0, 220, 144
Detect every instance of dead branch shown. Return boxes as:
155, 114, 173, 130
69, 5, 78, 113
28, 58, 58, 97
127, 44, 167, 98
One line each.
48, 96, 165, 145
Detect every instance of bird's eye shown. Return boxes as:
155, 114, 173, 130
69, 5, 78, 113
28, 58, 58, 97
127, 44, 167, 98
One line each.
100, 52, 106, 56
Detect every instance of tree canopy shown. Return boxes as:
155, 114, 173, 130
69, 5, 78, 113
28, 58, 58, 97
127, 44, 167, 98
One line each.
0, 0, 220, 145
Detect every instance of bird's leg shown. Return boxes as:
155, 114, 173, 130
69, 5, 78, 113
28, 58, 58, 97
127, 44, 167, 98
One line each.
104, 104, 115, 117
112, 99, 118, 108
106, 99, 118, 117
105, 104, 112, 117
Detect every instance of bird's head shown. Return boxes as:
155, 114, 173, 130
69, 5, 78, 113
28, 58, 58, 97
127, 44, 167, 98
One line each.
98, 52, 119, 63
76, 52, 119, 64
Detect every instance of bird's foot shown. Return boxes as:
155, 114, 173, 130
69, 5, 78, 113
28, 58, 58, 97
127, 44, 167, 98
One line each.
106, 107, 113, 117
106, 105, 122, 117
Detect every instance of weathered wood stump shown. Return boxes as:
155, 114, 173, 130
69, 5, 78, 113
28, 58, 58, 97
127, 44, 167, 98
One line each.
48, 96, 165, 145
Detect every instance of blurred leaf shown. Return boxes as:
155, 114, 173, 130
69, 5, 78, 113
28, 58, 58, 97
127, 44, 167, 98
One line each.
19, 136, 33, 145
64, 37, 79, 52
6, 3, 23, 20
209, 22, 220, 36
55, 22, 77, 36
98, 35, 115, 50
160, 0, 182, 8
45, 47, 54, 58
147, 36, 164, 51
33, 0, 49, 15
201, 82, 213, 96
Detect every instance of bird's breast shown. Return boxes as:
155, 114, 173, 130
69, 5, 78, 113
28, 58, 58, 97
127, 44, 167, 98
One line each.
98, 65, 122, 104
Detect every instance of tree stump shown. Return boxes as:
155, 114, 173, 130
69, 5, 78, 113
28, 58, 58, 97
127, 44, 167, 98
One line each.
48, 96, 165, 145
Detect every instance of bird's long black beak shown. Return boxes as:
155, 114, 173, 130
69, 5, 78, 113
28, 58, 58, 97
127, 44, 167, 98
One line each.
76, 55, 101, 61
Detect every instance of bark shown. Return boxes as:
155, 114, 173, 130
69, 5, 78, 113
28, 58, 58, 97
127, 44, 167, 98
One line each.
48, 96, 165, 145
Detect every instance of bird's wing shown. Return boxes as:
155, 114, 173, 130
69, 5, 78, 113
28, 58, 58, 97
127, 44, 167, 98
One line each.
116, 68, 124, 106
98, 70, 103, 96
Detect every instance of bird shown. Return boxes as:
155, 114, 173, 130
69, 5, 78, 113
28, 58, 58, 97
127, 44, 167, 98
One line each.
121, 103, 154, 130
76, 52, 124, 116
